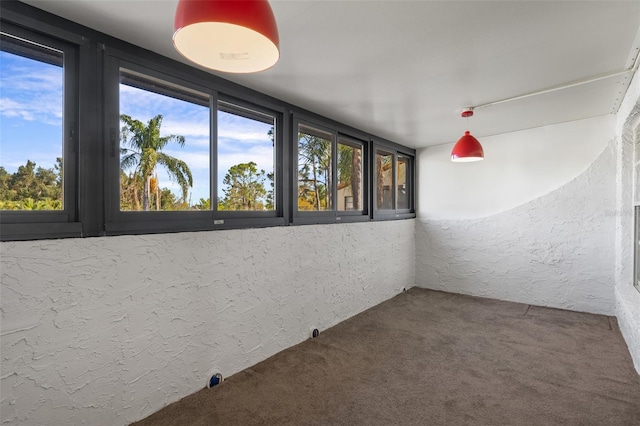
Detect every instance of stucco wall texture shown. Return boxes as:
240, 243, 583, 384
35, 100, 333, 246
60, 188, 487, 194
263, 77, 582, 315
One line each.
416, 141, 617, 316
3, 83, 640, 425
0, 220, 415, 425
614, 66, 640, 376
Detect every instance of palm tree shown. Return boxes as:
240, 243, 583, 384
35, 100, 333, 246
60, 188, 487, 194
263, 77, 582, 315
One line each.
120, 114, 193, 211
298, 133, 331, 210
338, 144, 361, 210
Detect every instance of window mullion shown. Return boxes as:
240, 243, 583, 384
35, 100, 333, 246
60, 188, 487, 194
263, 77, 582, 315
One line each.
63, 41, 79, 221
211, 92, 219, 216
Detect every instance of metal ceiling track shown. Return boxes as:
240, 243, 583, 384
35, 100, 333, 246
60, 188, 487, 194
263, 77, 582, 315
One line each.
468, 44, 640, 113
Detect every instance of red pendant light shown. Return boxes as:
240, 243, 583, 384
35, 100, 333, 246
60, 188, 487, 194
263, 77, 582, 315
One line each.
451, 109, 484, 162
173, 0, 280, 73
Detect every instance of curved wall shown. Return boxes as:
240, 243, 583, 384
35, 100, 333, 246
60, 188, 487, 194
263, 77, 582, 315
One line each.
417, 115, 615, 220
416, 119, 617, 315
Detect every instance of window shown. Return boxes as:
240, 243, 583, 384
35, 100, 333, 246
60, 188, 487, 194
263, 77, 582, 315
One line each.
297, 124, 333, 212
376, 151, 394, 210
104, 52, 284, 235
0, 1, 414, 240
218, 100, 276, 212
119, 69, 210, 212
294, 117, 369, 223
337, 137, 364, 211
0, 22, 81, 239
373, 144, 414, 219
0, 35, 63, 210
397, 155, 409, 210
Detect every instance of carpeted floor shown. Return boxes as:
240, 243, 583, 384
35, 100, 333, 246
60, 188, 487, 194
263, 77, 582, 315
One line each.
133, 288, 640, 425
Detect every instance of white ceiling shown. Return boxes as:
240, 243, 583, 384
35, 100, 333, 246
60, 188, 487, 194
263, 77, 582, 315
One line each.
20, 0, 640, 149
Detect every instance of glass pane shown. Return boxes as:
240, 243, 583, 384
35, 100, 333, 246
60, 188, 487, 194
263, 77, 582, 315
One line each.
337, 140, 363, 211
397, 156, 408, 209
298, 124, 332, 211
119, 70, 210, 211
217, 102, 275, 211
376, 152, 393, 210
0, 34, 64, 211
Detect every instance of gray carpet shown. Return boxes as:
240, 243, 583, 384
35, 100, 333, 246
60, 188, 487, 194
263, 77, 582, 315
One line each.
133, 288, 640, 425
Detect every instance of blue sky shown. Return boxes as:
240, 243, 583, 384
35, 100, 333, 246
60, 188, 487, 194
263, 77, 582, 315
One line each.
120, 83, 275, 203
0, 50, 275, 205
0, 50, 64, 173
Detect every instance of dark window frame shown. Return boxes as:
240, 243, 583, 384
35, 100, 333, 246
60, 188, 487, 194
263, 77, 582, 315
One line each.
103, 50, 286, 236
372, 141, 415, 221
396, 154, 413, 212
337, 135, 367, 215
0, 21, 83, 240
292, 114, 370, 225
104, 55, 215, 234
0, 1, 414, 241
216, 95, 283, 220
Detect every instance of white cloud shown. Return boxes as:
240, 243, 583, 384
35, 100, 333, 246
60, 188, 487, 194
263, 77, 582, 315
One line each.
183, 136, 210, 148
218, 130, 272, 144
0, 52, 64, 126
163, 120, 210, 139
119, 85, 276, 148
218, 112, 273, 145
0, 98, 35, 121
162, 150, 211, 170
120, 84, 208, 122
116, 80, 278, 202
217, 147, 275, 177
120, 84, 212, 145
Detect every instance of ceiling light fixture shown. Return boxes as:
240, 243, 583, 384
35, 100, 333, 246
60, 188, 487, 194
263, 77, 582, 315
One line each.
451, 109, 484, 162
173, 0, 280, 73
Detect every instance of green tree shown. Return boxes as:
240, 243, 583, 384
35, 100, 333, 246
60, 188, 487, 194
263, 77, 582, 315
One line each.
159, 187, 181, 210
195, 198, 211, 210
337, 144, 361, 210
298, 133, 331, 210
120, 170, 142, 211
12, 160, 37, 200
376, 153, 393, 209
265, 172, 274, 210
35, 166, 59, 200
221, 162, 268, 210
0, 159, 63, 210
54, 157, 63, 188
120, 114, 193, 211
0, 167, 13, 201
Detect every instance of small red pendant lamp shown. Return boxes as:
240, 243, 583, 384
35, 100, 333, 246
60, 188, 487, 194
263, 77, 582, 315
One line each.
451, 109, 484, 162
173, 0, 280, 73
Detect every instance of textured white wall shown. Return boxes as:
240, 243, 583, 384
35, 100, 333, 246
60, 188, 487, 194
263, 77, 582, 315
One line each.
417, 115, 615, 220
614, 66, 640, 374
616, 284, 640, 374
0, 220, 415, 425
415, 118, 618, 315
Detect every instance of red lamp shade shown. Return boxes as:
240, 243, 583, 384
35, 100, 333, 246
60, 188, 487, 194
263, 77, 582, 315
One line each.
451, 131, 484, 162
173, 0, 280, 73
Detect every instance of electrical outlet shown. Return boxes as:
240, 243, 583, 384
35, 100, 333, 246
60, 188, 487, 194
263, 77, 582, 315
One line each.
207, 372, 224, 388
